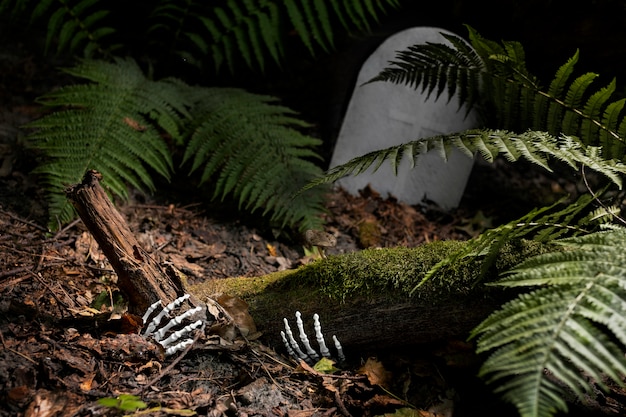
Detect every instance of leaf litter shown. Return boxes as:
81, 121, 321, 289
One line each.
1, 161, 569, 416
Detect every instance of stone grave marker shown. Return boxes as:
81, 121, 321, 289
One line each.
329, 27, 480, 209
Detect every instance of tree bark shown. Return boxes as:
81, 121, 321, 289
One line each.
190, 272, 503, 352
186, 239, 537, 352
65, 170, 185, 314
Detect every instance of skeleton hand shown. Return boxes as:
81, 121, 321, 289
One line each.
281, 311, 345, 365
141, 294, 205, 356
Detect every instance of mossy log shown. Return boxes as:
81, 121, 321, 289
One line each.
190, 240, 547, 352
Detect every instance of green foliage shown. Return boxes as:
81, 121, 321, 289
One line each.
303, 129, 626, 192
98, 394, 147, 411
371, 25, 626, 160
367, 29, 483, 113
27, 58, 327, 232
1, 0, 118, 57
2, 0, 399, 232
148, 0, 399, 72
182, 87, 327, 231
414, 193, 599, 293
1, 0, 400, 72
28, 58, 188, 228
471, 229, 626, 417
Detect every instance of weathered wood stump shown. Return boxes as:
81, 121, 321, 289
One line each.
66, 170, 187, 314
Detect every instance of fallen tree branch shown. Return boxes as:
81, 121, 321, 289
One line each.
65, 170, 187, 314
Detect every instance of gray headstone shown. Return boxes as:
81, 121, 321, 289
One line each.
330, 27, 479, 209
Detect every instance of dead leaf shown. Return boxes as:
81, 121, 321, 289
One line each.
61, 267, 81, 275
8, 385, 31, 405
305, 229, 337, 247
176, 237, 226, 259
216, 294, 257, 338
358, 357, 391, 388
363, 393, 405, 408
25, 390, 66, 417
137, 360, 161, 373
287, 410, 317, 417
74, 232, 106, 263
123, 116, 147, 131
265, 255, 292, 271
167, 253, 206, 279
120, 312, 143, 334
53, 348, 94, 375
79, 373, 96, 392
68, 306, 101, 317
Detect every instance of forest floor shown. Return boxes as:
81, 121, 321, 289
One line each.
0, 160, 572, 417
0, 30, 622, 417
1, 146, 600, 417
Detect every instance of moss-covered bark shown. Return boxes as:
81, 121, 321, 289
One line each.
189, 239, 548, 351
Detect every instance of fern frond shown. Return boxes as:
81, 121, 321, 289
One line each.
370, 26, 626, 160
471, 229, 626, 417
147, 0, 399, 73
27, 58, 189, 229
303, 129, 626, 193
369, 32, 484, 109
412, 193, 597, 293
182, 87, 327, 231
3, 0, 119, 56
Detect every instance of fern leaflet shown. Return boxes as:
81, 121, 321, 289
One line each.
412, 193, 599, 293
370, 25, 626, 160
0, 0, 119, 56
147, 0, 399, 73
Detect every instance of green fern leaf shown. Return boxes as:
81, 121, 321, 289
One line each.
580, 78, 616, 143
370, 27, 626, 160
548, 50, 579, 98
343, 0, 369, 32
600, 99, 626, 155
312, 0, 333, 46
303, 129, 626, 194
182, 87, 327, 231
465, 24, 504, 59
28, 0, 117, 57
472, 229, 626, 417
27, 58, 189, 229
256, 2, 283, 66
285, 0, 314, 55
147, 0, 398, 73
369, 36, 484, 109
561, 73, 600, 136
413, 193, 596, 293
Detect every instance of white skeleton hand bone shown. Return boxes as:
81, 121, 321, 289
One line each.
141, 294, 205, 356
281, 311, 345, 365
